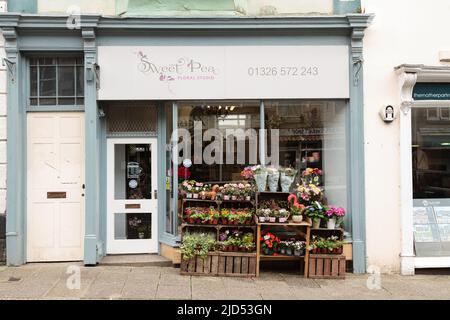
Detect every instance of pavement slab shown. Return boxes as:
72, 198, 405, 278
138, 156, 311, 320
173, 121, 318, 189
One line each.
0, 265, 449, 300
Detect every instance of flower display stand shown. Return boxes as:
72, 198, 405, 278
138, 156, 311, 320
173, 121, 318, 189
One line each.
180, 197, 257, 277
255, 191, 311, 277
308, 228, 346, 279
308, 254, 346, 279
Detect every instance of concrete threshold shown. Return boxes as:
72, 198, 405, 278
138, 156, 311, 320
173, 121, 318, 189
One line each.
99, 254, 173, 267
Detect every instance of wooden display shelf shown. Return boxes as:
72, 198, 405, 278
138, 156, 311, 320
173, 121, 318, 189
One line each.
181, 223, 256, 229
257, 221, 311, 227
308, 254, 346, 279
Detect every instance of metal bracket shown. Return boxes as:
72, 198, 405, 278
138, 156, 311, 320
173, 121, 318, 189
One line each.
353, 58, 364, 87
2, 58, 16, 83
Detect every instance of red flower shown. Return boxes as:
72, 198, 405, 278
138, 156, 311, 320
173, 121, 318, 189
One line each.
178, 166, 191, 179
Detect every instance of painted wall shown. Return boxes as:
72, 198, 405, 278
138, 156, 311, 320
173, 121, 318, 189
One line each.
362, 0, 450, 273
37, 0, 116, 15
32, 0, 359, 15
0, 7, 6, 263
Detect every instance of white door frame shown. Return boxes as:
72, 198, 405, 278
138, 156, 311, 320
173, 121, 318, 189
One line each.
106, 137, 158, 254
397, 65, 450, 274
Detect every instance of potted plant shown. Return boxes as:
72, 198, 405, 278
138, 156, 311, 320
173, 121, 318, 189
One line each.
293, 241, 305, 256
256, 208, 270, 223
252, 165, 268, 192
180, 180, 195, 198
268, 211, 276, 223
241, 233, 255, 252
288, 194, 305, 223
279, 167, 298, 192
180, 232, 216, 261
192, 182, 203, 199
325, 205, 346, 229
260, 232, 280, 256
267, 166, 280, 192
277, 209, 289, 223
304, 201, 327, 228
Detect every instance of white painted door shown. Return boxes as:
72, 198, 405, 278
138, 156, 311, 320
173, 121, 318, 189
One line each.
27, 112, 85, 262
107, 138, 158, 254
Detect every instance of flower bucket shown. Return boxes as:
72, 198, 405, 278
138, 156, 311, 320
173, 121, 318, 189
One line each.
326, 217, 337, 229
294, 250, 302, 257
280, 172, 296, 192
286, 248, 293, 256
278, 217, 288, 223
312, 218, 321, 229
267, 172, 280, 192
254, 172, 268, 192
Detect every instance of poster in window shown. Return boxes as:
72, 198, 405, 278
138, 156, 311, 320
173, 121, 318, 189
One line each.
413, 207, 435, 224
413, 224, 438, 242
434, 207, 450, 224
438, 224, 450, 242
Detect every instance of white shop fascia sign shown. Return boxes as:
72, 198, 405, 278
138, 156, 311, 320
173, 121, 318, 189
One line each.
98, 46, 350, 100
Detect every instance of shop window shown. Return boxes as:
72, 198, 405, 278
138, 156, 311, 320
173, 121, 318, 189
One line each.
264, 101, 348, 209
29, 57, 84, 106
178, 102, 261, 182
412, 107, 450, 257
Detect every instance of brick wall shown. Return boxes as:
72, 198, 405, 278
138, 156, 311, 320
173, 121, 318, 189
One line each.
0, 28, 6, 264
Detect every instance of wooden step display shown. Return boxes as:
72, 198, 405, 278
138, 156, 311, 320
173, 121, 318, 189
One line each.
255, 192, 311, 277
180, 252, 257, 277
308, 254, 346, 279
308, 228, 346, 279
180, 186, 257, 277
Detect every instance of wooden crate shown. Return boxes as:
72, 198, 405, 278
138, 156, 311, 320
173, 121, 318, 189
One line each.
308, 254, 346, 279
180, 252, 256, 277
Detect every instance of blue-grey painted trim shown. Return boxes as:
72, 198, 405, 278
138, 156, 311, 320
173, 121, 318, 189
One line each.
0, 13, 373, 31
98, 116, 107, 258
5, 27, 26, 266
26, 106, 85, 112
259, 100, 265, 166
157, 102, 166, 252
83, 28, 100, 265
347, 16, 373, 273
172, 102, 179, 237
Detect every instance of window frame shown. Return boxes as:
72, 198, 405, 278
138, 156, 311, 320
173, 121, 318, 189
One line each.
26, 54, 85, 112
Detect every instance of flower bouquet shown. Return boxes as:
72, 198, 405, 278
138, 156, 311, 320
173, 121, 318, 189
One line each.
297, 183, 323, 205
252, 165, 268, 192
267, 166, 280, 192
180, 180, 195, 198
301, 167, 323, 185
279, 167, 298, 192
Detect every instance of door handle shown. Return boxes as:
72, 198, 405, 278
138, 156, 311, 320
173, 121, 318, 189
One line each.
154, 190, 157, 199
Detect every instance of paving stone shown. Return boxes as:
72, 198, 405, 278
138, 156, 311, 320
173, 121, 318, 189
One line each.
121, 279, 158, 299
160, 273, 191, 286
192, 288, 228, 300
44, 276, 96, 299
156, 285, 191, 300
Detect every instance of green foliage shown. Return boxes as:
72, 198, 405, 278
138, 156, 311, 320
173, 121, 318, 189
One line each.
181, 232, 216, 261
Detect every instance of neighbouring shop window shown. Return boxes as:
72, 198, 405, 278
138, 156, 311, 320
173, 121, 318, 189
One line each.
178, 102, 261, 182
265, 101, 348, 209
412, 107, 450, 257
29, 57, 84, 106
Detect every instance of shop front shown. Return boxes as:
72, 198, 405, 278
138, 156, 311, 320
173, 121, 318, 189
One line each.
1, 14, 372, 273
